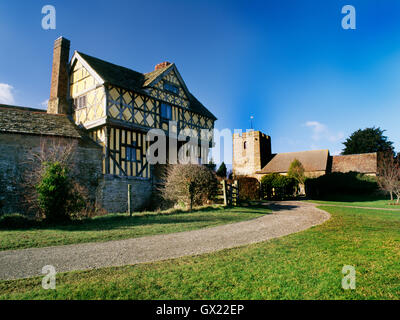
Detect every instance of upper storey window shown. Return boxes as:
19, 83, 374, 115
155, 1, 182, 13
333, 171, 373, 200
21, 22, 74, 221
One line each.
161, 103, 172, 120
164, 82, 179, 95
74, 95, 87, 109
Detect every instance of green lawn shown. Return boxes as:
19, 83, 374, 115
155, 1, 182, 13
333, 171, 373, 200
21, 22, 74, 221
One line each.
1, 201, 400, 299
307, 194, 400, 209
0, 205, 268, 251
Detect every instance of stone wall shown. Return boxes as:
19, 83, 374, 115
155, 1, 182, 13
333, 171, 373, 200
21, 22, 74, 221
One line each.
331, 153, 378, 175
0, 132, 155, 215
96, 175, 153, 213
0, 133, 102, 215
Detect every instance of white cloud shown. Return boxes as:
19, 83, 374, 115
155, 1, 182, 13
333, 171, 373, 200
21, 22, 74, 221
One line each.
39, 99, 49, 109
0, 83, 15, 104
304, 121, 344, 143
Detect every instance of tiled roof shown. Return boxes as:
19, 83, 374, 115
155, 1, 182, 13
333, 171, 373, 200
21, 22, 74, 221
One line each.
331, 153, 377, 174
77, 51, 217, 120
0, 104, 83, 138
257, 149, 329, 174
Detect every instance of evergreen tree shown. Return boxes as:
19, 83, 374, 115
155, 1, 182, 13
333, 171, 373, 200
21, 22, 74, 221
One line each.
342, 127, 394, 155
216, 162, 227, 178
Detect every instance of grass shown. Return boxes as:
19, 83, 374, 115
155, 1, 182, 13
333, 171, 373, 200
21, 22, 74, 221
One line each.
306, 194, 400, 209
0, 205, 268, 251
1, 200, 400, 299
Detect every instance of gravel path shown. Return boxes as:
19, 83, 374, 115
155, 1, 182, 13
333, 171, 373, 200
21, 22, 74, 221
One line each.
0, 201, 330, 280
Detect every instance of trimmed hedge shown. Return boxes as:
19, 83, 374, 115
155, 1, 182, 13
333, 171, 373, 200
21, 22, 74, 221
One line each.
260, 173, 297, 200
237, 177, 260, 201
305, 172, 378, 199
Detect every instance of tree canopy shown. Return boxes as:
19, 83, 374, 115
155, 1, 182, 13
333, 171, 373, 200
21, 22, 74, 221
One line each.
342, 127, 394, 155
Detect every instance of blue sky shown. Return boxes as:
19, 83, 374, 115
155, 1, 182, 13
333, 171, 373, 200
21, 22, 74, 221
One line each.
1, 0, 399, 159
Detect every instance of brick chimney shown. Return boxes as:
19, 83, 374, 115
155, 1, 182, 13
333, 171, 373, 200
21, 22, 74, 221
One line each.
154, 61, 171, 71
47, 37, 70, 114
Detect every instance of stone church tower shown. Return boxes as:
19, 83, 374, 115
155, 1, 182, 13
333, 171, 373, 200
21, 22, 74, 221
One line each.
232, 131, 271, 177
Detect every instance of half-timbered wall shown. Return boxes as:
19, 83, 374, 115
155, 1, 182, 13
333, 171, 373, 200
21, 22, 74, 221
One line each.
70, 61, 106, 126
107, 85, 160, 130
89, 126, 150, 179
105, 70, 214, 139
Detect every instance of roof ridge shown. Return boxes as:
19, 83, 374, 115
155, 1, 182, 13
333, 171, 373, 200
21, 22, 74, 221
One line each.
334, 152, 377, 156
271, 149, 329, 155
77, 51, 171, 77
0, 104, 47, 113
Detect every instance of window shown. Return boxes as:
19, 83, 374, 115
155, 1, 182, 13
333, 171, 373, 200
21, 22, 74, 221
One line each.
244, 141, 247, 149
161, 103, 172, 120
74, 95, 87, 109
164, 82, 179, 95
126, 146, 137, 162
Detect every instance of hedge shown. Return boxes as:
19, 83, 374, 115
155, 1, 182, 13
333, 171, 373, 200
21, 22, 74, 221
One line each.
260, 173, 297, 200
237, 176, 260, 201
305, 171, 378, 199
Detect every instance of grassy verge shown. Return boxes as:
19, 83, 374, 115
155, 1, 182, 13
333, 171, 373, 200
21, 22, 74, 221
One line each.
1, 203, 400, 299
307, 194, 400, 209
0, 205, 268, 251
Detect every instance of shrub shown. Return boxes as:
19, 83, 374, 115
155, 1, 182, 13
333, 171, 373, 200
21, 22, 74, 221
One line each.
160, 164, 219, 209
237, 176, 260, 201
305, 172, 378, 199
36, 162, 86, 222
0, 214, 37, 229
260, 173, 297, 200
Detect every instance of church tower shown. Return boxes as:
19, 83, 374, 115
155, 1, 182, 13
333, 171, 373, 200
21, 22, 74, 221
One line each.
232, 131, 271, 177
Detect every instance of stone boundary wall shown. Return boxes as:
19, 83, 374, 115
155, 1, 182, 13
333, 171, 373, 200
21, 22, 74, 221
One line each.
331, 153, 378, 175
96, 175, 153, 213
0, 133, 103, 215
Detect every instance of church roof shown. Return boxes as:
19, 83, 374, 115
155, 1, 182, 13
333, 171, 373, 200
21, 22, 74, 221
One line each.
0, 104, 83, 138
257, 149, 330, 174
75, 52, 217, 120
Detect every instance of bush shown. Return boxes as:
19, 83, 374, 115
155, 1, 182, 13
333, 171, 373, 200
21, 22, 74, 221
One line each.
260, 173, 297, 200
36, 162, 86, 222
305, 172, 378, 199
160, 164, 219, 209
0, 214, 37, 229
237, 176, 260, 201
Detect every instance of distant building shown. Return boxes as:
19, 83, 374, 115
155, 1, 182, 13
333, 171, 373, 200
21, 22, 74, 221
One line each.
232, 131, 378, 179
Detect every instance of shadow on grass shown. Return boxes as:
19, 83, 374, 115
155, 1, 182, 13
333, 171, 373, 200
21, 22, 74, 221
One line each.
265, 203, 300, 212
1, 204, 268, 232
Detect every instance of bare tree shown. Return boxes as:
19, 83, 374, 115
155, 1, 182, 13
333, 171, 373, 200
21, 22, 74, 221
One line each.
377, 152, 400, 203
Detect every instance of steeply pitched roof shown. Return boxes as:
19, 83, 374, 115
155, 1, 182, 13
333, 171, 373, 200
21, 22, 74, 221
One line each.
257, 149, 329, 174
75, 51, 217, 120
331, 153, 377, 174
0, 104, 83, 138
